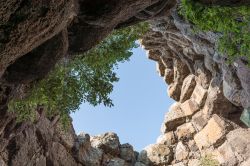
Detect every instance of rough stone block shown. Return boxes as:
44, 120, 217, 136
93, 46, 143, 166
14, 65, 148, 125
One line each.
188, 159, 200, 166
226, 129, 250, 160
156, 60, 166, 77
147, 49, 161, 61
138, 144, 173, 165
192, 111, 207, 131
172, 162, 186, 166
91, 132, 120, 156
175, 142, 189, 161
161, 103, 186, 133
168, 82, 182, 101
180, 99, 199, 117
119, 143, 135, 163
194, 115, 227, 150
240, 158, 250, 166
180, 75, 196, 103
156, 131, 176, 146
213, 142, 238, 166
164, 68, 174, 84
191, 85, 207, 107
176, 122, 196, 140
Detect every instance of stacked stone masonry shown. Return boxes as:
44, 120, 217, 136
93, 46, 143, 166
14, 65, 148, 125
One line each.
0, 1, 249, 165
138, 8, 250, 166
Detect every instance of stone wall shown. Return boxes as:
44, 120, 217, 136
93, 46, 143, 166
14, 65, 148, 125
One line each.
137, 8, 250, 166
0, 1, 249, 165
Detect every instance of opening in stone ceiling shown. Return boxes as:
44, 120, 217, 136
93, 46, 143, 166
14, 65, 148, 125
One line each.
71, 46, 175, 151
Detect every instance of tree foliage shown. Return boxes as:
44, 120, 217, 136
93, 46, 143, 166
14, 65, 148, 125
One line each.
8, 22, 149, 126
179, 0, 250, 63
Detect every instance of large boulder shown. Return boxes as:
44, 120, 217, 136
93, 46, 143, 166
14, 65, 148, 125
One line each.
138, 144, 173, 165
91, 132, 120, 156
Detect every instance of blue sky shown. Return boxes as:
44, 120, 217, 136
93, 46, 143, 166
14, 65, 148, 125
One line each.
71, 46, 174, 151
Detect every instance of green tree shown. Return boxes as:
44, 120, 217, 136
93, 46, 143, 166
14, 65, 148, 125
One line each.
8, 22, 149, 127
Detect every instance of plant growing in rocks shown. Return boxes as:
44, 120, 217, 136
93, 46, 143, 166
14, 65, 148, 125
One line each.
179, 0, 250, 63
200, 154, 220, 166
8, 22, 149, 127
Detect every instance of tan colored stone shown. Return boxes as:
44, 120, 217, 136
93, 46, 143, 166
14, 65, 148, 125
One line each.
156, 131, 176, 146
213, 142, 238, 166
176, 122, 196, 140
180, 99, 199, 117
180, 75, 196, 103
194, 115, 227, 150
175, 142, 189, 161
240, 158, 250, 166
0, 157, 7, 166
168, 59, 190, 101
156, 60, 166, 77
168, 82, 181, 101
187, 140, 200, 159
226, 129, 250, 161
192, 111, 207, 131
191, 85, 207, 107
139, 144, 173, 165
188, 159, 200, 166
161, 103, 187, 133
91, 132, 120, 156
172, 162, 185, 166
202, 78, 236, 117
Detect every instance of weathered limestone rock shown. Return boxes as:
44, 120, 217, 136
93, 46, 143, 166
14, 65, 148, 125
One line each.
147, 50, 161, 61
168, 59, 190, 101
172, 162, 185, 166
202, 77, 237, 117
0, 0, 75, 76
156, 131, 176, 146
187, 140, 200, 159
79, 146, 103, 166
179, 75, 196, 103
119, 143, 136, 164
235, 60, 250, 108
191, 85, 207, 107
156, 60, 166, 77
77, 132, 91, 148
0, 1, 250, 166
175, 142, 189, 161
164, 68, 175, 85
188, 159, 200, 166
194, 115, 228, 150
91, 132, 120, 156
0, 157, 6, 166
192, 111, 208, 131
176, 122, 196, 140
214, 142, 238, 166
161, 103, 187, 133
180, 99, 200, 117
139, 144, 173, 165
240, 158, 250, 166
222, 64, 242, 106
106, 158, 126, 166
